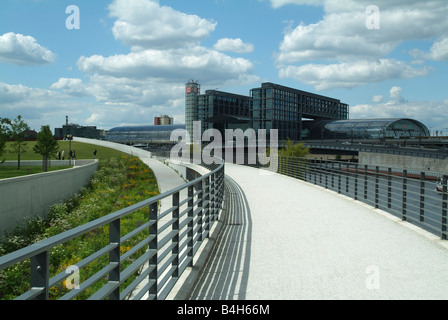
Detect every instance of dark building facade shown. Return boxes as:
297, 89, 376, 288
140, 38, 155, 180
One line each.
251, 83, 349, 141
185, 80, 349, 142
55, 117, 105, 139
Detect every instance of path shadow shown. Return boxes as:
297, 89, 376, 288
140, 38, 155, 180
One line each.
189, 176, 252, 300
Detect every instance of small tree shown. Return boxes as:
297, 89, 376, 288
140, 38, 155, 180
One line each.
0, 118, 7, 163
279, 139, 310, 157
5, 115, 30, 170
34, 125, 59, 172
278, 139, 310, 177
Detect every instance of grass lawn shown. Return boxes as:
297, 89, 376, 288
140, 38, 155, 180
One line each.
2, 140, 129, 161
1, 141, 129, 179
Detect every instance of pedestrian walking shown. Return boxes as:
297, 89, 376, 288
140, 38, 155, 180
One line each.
62, 150, 65, 160
93, 149, 97, 159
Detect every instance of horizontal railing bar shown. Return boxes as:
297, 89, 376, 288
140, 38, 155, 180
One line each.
50, 243, 117, 287
157, 243, 177, 264
179, 217, 193, 230
158, 276, 178, 301
158, 230, 177, 250
88, 281, 120, 301
121, 264, 154, 299
60, 262, 118, 300
159, 206, 176, 221
179, 197, 192, 207
159, 217, 176, 235
120, 238, 152, 263
179, 207, 192, 219
120, 250, 156, 283
158, 255, 177, 279
15, 287, 44, 301
121, 221, 152, 244
130, 279, 156, 301
158, 266, 177, 295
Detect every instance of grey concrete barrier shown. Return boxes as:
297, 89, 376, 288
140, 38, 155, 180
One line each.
0, 160, 99, 237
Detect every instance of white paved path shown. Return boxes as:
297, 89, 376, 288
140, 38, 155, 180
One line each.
190, 163, 448, 300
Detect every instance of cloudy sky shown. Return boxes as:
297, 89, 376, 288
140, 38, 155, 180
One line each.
0, 0, 447, 134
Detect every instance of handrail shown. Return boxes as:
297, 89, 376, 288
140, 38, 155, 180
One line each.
0, 158, 225, 300
254, 155, 448, 240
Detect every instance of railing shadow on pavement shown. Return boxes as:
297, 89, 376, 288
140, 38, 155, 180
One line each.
188, 175, 252, 300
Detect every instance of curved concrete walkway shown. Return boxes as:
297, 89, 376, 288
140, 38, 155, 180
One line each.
190, 163, 448, 300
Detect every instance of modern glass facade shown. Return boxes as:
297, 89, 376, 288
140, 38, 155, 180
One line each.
105, 125, 185, 144
304, 118, 430, 140
185, 81, 349, 143
250, 83, 349, 141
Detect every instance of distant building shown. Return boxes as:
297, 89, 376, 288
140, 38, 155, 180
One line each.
185, 80, 349, 142
154, 115, 174, 126
54, 116, 105, 139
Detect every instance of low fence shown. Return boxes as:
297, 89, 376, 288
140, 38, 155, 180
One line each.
0, 158, 224, 300
255, 156, 447, 240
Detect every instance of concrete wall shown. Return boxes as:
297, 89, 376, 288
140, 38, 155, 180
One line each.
0, 161, 99, 237
359, 152, 448, 173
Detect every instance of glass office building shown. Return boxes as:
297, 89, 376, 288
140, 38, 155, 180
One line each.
304, 118, 430, 140
185, 81, 349, 142
186, 80, 251, 142
250, 83, 349, 141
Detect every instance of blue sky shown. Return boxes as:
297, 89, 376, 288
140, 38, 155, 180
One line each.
0, 0, 447, 135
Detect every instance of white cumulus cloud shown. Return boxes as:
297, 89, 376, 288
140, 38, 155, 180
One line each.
214, 38, 254, 53
0, 32, 55, 66
109, 0, 217, 51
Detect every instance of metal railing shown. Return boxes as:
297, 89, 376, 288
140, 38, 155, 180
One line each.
0, 159, 225, 300
255, 155, 447, 240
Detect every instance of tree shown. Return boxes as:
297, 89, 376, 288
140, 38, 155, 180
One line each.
0, 118, 7, 163
279, 139, 310, 157
33, 125, 59, 172
277, 139, 310, 177
5, 115, 30, 170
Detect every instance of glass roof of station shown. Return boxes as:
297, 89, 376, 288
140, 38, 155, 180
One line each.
323, 118, 430, 138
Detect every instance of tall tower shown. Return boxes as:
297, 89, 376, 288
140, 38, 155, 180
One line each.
185, 80, 200, 143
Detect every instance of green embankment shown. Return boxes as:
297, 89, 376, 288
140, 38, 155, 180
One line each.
0, 142, 160, 300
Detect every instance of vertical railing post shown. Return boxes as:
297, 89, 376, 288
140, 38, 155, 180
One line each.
149, 202, 158, 299
319, 159, 322, 185
354, 164, 358, 200
345, 162, 349, 194
210, 174, 216, 222
331, 161, 335, 189
442, 175, 447, 240
172, 191, 180, 279
30, 250, 49, 300
204, 176, 211, 236
387, 168, 392, 209
420, 172, 425, 222
402, 170, 407, 221
187, 185, 194, 265
197, 181, 204, 242
364, 165, 368, 200
338, 162, 341, 194
109, 218, 121, 300
375, 166, 379, 209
